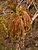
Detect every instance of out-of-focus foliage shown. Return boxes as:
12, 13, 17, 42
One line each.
0, 0, 38, 50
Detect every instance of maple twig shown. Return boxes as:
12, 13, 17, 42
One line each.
33, 2, 37, 11
27, 0, 33, 9
16, 0, 23, 9
31, 10, 38, 24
